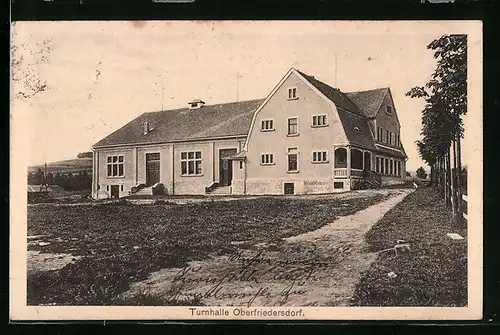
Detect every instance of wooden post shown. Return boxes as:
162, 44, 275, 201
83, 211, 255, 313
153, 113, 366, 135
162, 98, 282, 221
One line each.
346, 146, 351, 180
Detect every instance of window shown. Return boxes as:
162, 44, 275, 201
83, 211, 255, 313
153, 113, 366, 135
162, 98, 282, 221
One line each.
106, 185, 109, 191
287, 148, 298, 172
287, 87, 297, 100
386, 105, 392, 115
312, 115, 327, 127
334, 182, 344, 189
312, 151, 328, 163
120, 185, 124, 191
107, 155, 124, 177
396, 134, 400, 147
288, 117, 298, 135
239, 161, 243, 169
385, 158, 389, 175
389, 132, 392, 146
261, 119, 274, 131
261, 153, 274, 165
181, 151, 202, 176
376, 157, 380, 173
385, 130, 390, 144
390, 160, 394, 175
377, 127, 383, 142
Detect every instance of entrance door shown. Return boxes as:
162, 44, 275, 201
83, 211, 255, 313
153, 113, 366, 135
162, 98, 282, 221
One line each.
110, 185, 120, 198
219, 149, 237, 186
146, 153, 160, 186
363, 152, 372, 171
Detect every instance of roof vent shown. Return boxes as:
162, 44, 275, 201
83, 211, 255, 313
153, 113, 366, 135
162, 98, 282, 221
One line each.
354, 126, 361, 133
188, 98, 205, 110
143, 121, 149, 135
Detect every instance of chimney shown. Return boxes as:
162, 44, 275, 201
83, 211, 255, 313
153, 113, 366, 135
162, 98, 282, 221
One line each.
188, 98, 205, 110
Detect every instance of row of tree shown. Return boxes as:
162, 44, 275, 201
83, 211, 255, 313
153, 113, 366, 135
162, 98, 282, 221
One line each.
406, 34, 467, 225
28, 168, 92, 191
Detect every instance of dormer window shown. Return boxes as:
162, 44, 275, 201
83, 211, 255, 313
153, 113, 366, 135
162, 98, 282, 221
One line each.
386, 105, 393, 115
287, 87, 298, 100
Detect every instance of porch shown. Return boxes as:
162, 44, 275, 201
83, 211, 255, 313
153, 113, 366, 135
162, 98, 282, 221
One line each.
333, 146, 381, 189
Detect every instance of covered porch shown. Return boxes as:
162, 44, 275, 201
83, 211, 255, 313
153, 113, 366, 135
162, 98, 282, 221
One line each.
333, 146, 373, 179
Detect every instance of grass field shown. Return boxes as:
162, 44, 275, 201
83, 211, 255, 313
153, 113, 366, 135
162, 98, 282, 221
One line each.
27, 192, 391, 305
352, 186, 467, 306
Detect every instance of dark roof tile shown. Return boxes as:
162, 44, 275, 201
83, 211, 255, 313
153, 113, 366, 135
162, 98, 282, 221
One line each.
296, 70, 365, 117
336, 109, 376, 150
93, 99, 264, 147
345, 88, 388, 118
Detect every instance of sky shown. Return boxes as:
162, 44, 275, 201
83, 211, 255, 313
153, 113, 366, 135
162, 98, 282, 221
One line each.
11, 21, 471, 173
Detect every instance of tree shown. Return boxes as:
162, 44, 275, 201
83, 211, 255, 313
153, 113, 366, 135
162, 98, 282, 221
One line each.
46, 172, 54, 185
406, 34, 467, 225
34, 168, 44, 185
416, 167, 428, 180
11, 26, 53, 100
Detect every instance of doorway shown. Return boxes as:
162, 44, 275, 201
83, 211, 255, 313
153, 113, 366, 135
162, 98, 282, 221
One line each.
219, 149, 237, 186
110, 185, 120, 198
146, 153, 160, 186
284, 182, 295, 195
363, 152, 372, 171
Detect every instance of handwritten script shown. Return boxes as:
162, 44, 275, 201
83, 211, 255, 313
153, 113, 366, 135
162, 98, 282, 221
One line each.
162, 243, 333, 307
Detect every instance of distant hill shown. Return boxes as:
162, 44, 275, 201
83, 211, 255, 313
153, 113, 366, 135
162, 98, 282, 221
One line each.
29, 152, 93, 174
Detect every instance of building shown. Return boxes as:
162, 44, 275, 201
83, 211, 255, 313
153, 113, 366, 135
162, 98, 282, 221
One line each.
91, 68, 407, 198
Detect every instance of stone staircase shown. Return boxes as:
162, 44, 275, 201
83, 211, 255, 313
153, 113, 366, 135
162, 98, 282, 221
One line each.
132, 186, 153, 196
206, 185, 231, 196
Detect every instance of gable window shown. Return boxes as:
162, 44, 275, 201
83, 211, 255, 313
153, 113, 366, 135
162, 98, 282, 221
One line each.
287, 117, 298, 136
107, 155, 124, 177
261, 153, 274, 165
386, 105, 393, 115
287, 148, 299, 172
181, 151, 202, 176
287, 87, 298, 100
312, 115, 327, 127
261, 119, 274, 131
312, 151, 328, 163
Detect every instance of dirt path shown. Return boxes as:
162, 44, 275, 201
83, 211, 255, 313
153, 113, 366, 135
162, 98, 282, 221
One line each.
120, 188, 414, 307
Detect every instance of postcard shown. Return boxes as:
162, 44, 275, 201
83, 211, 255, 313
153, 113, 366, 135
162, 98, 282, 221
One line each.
10, 20, 482, 320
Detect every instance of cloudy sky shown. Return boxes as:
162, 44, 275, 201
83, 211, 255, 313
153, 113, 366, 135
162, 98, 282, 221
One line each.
12, 21, 472, 172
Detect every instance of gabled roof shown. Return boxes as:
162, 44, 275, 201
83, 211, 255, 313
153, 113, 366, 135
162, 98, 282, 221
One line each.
93, 99, 265, 148
296, 70, 365, 117
345, 88, 388, 118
